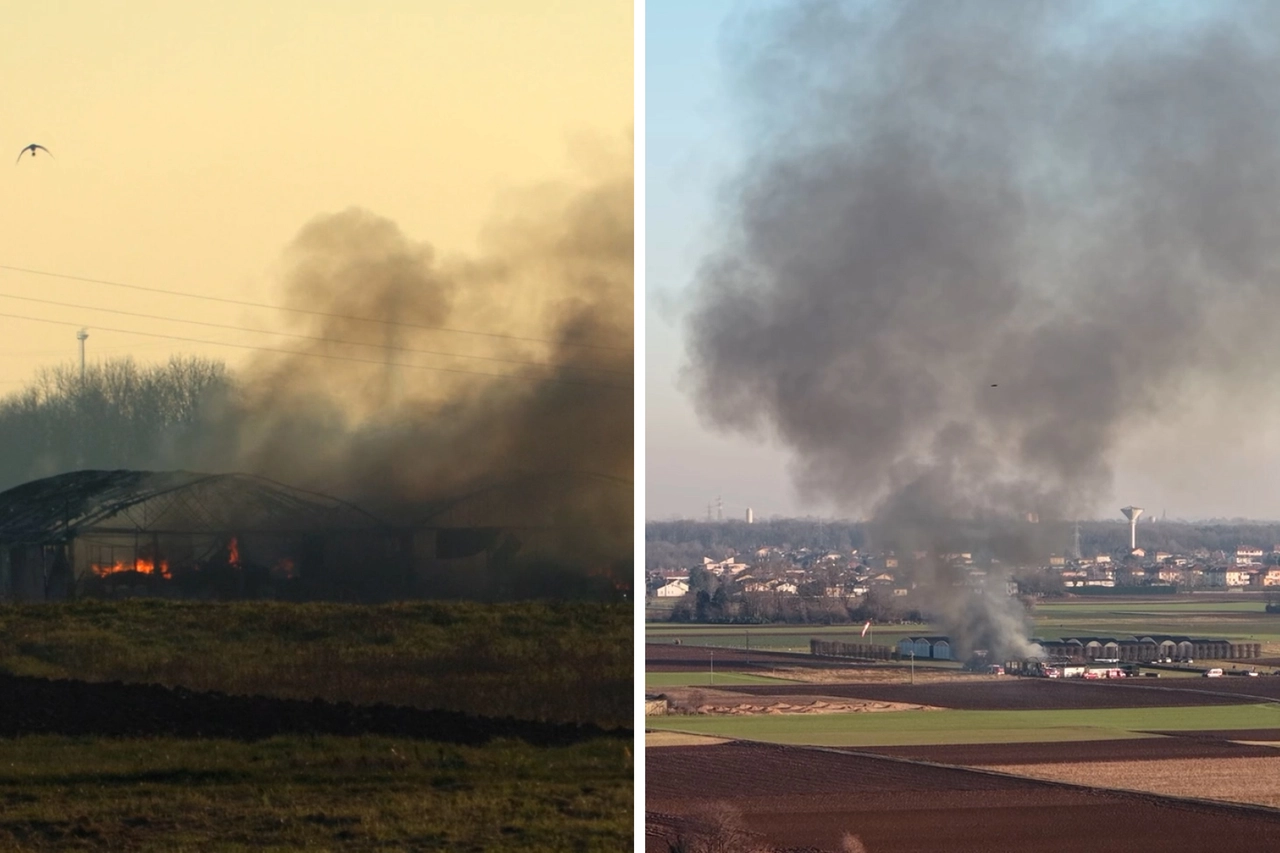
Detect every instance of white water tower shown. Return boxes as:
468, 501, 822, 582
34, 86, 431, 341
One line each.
1121, 506, 1144, 550
746, 507, 754, 524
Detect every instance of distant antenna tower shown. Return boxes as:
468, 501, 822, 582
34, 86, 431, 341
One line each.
76, 328, 88, 381
1121, 506, 1144, 550
716, 495, 723, 522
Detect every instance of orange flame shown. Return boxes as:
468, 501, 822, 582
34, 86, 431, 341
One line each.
587, 565, 629, 591
228, 537, 241, 568
91, 558, 171, 580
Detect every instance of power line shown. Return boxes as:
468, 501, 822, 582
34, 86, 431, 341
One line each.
0, 309, 631, 392
0, 263, 630, 353
0, 289, 631, 378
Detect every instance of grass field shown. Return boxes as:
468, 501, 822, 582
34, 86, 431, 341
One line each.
1031, 599, 1280, 645
0, 599, 633, 850
645, 623, 931, 653
0, 599, 630, 727
0, 734, 631, 852
646, 703, 1280, 747
646, 596, 1280, 657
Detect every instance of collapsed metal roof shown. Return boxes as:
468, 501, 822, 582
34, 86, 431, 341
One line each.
0, 470, 389, 545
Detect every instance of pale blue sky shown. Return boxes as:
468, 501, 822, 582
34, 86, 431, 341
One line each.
646, 0, 800, 522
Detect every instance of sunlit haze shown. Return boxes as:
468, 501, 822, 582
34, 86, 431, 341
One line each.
0, 1, 631, 392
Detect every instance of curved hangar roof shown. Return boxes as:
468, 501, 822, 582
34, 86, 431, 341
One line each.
0, 470, 387, 545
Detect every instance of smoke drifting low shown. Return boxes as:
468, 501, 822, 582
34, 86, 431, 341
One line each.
685, 2, 1280, 653
198, 145, 633, 566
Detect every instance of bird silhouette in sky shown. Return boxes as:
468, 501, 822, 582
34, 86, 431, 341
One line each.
15, 144, 52, 164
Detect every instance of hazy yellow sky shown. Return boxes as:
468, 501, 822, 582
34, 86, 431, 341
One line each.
0, 1, 631, 389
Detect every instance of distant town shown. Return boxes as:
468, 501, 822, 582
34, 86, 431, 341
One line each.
645, 516, 1280, 622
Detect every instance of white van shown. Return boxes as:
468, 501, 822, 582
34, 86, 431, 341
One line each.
1203, 668, 1224, 678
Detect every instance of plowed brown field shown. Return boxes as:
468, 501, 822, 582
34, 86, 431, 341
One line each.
646, 643, 838, 670
1108, 677, 1280, 700
647, 741, 1280, 853
729, 678, 1245, 709
1146, 728, 1280, 740
857, 737, 1280, 765
0, 674, 626, 746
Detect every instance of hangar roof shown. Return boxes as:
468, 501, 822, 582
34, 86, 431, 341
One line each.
0, 469, 387, 544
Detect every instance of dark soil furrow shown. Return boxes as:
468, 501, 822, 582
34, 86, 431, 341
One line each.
0, 673, 631, 746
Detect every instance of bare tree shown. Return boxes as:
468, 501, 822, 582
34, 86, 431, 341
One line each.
0, 355, 232, 489
668, 803, 770, 853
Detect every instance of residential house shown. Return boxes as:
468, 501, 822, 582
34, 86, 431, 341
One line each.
655, 579, 689, 597
1235, 547, 1265, 566
1226, 568, 1253, 587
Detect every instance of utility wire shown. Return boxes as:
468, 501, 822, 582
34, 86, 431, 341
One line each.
0, 309, 632, 392
0, 289, 631, 377
0, 263, 631, 353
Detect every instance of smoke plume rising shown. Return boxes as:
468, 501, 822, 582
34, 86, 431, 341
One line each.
684, 1, 1280, 653
197, 143, 633, 568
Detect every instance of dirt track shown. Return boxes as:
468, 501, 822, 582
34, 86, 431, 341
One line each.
658, 686, 940, 716
991, 755, 1280, 811
0, 674, 629, 746
647, 741, 1280, 853
646, 643, 846, 670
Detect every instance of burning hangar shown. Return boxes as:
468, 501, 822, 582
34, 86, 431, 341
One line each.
0, 469, 406, 602
0, 468, 630, 603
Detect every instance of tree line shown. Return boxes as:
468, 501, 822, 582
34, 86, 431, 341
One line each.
0, 356, 231, 491
665, 565, 927, 625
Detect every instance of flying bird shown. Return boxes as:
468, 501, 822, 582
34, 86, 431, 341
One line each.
15, 144, 52, 164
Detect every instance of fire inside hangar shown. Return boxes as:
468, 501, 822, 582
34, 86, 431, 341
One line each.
0, 469, 409, 601
0, 469, 629, 602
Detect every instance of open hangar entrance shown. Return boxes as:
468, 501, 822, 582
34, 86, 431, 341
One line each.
0, 470, 408, 602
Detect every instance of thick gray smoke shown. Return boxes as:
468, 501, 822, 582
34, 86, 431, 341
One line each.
0, 148, 632, 598
196, 148, 634, 570
684, 1, 1280, 654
